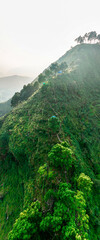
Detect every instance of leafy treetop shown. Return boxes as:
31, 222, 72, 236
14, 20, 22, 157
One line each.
75, 31, 100, 44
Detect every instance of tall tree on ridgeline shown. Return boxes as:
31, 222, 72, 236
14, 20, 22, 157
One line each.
75, 31, 100, 44
83, 33, 89, 42
88, 31, 97, 42
75, 35, 84, 44
97, 34, 100, 42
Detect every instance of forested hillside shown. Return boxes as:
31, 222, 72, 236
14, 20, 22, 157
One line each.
0, 44, 100, 240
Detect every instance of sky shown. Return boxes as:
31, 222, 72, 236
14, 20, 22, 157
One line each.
0, 0, 100, 78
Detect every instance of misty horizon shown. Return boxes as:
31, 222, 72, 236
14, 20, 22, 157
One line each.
0, 0, 100, 79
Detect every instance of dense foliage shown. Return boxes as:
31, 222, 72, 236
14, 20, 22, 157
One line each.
8, 144, 93, 240
0, 44, 100, 240
11, 62, 67, 108
11, 81, 39, 107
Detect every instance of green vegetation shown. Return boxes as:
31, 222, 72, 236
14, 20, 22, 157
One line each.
8, 148, 92, 240
8, 201, 42, 240
38, 74, 46, 83
48, 142, 74, 171
11, 62, 68, 108
0, 43, 100, 239
48, 116, 60, 133
11, 81, 39, 107
75, 31, 100, 44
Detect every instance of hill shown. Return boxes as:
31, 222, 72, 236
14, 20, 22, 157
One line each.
0, 44, 100, 240
0, 75, 32, 102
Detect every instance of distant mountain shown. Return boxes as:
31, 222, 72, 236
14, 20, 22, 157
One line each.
0, 99, 12, 117
0, 44, 100, 240
0, 75, 32, 102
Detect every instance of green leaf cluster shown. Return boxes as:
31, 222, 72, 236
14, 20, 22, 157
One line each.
8, 201, 42, 240
48, 142, 74, 170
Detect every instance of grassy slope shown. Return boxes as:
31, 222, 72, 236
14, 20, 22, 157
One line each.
0, 44, 100, 239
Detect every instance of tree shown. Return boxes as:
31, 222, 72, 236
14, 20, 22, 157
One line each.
88, 31, 97, 42
77, 173, 93, 199
59, 62, 68, 71
41, 182, 89, 240
38, 73, 46, 83
75, 31, 99, 44
48, 116, 60, 133
8, 201, 42, 240
33, 81, 39, 91
75, 36, 84, 44
20, 84, 34, 101
50, 63, 59, 73
48, 142, 73, 171
40, 183, 75, 239
11, 92, 20, 107
75, 190, 89, 240
11, 82, 39, 107
83, 33, 90, 42
97, 34, 100, 42
45, 69, 51, 77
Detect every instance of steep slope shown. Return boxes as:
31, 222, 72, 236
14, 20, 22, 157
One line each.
0, 75, 32, 102
58, 43, 100, 76
0, 44, 100, 240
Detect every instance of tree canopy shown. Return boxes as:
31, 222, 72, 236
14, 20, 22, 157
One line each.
75, 31, 100, 44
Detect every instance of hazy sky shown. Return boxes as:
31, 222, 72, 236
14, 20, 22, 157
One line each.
0, 0, 100, 78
